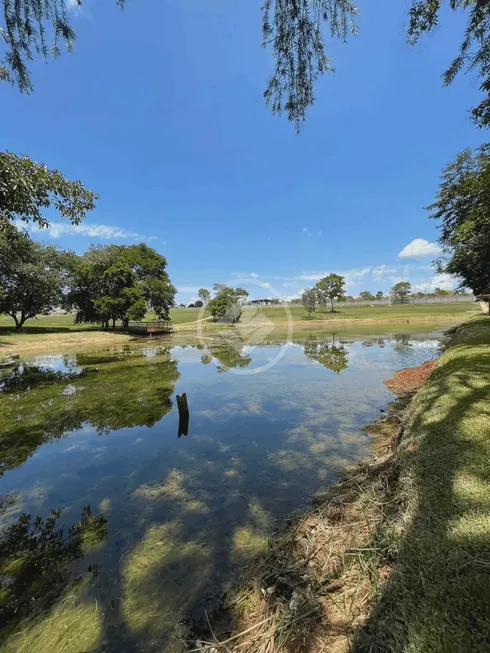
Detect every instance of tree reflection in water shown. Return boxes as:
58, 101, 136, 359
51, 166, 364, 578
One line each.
0, 348, 180, 475
0, 505, 107, 644
200, 341, 252, 372
303, 335, 349, 374
392, 333, 413, 354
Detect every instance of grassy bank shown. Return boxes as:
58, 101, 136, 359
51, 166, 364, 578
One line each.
194, 316, 490, 653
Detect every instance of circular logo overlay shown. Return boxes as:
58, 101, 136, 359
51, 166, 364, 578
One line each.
196, 278, 294, 375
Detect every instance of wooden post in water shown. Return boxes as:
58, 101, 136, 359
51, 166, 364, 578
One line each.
177, 393, 189, 437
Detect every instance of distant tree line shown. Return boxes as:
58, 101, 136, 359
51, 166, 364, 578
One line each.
0, 226, 176, 330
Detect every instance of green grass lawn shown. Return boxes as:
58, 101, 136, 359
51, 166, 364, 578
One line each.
0, 308, 209, 332
0, 302, 477, 345
353, 315, 490, 651
245, 301, 477, 322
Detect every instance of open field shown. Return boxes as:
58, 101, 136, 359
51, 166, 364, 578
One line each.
0, 303, 479, 356
206, 315, 490, 653
242, 300, 477, 322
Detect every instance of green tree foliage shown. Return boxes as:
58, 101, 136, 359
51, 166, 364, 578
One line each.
391, 281, 412, 300
0, 152, 97, 231
407, 0, 490, 128
3, 1, 490, 130
262, 0, 358, 130
0, 225, 69, 329
375, 290, 384, 300
68, 243, 176, 328
428, 145, 490, 295
359, 290, 375, 301
315, 273, 345, 312
315, 285, 328, 313
198, 288, 211, 306
207, 285, 249, 322
0, 0, 124, 92
302, 288, 317, 317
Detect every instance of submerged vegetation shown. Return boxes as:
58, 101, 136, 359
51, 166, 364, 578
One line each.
0, 506, 107, 650
0, 348, 179, 474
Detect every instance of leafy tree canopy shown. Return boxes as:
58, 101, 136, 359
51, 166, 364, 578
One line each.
375, 291, 384, 300
208, 285, 249, 322
302, 288, 317, 317
198, 288, 211, 305
0, 225, 70, 329
2, 0, 490, 130
391, 281, 412, 299
315, 274, 345, 311
68, 243, 176, 328
429, 144, 490, 295
0, 152, 97, 231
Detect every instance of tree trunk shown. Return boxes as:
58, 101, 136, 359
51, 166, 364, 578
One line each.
330, 297, 334, 312
112, 318, 116, 330
9, 313, 19, 329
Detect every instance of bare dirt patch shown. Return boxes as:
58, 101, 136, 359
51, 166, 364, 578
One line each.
383, 360, 435, 396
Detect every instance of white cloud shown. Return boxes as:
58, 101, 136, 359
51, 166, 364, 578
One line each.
257, 281, 271, 289
412, 273, 457, 292
398, 238, 442, 259
15, 220, 156, 242
302, 227, 308, 233
372, 264, 397, 280
249, 272, 258, 278
299, 268, 371, 285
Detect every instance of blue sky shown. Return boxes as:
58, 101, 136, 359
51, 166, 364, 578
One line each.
4, 0, 484, 302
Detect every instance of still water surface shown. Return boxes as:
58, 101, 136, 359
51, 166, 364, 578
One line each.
0, 332, 441, 651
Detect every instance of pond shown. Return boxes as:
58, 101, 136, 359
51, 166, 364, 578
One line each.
0, 330, 442, 652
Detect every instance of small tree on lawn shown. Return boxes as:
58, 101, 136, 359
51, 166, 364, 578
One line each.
315, 274, 345, 312
302, 288, 317, 318
375, 291, 384, 301
207, 286, 249, 323
391, 281, 412, 302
